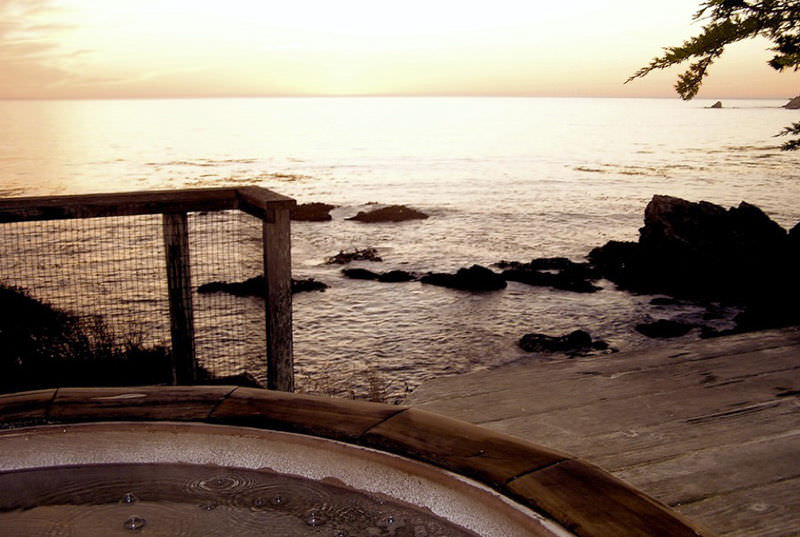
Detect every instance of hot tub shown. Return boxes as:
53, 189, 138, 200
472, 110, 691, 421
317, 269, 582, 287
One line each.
0, 386, 713, 537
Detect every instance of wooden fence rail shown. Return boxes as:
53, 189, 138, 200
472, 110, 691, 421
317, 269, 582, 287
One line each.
0, 187, 296, 391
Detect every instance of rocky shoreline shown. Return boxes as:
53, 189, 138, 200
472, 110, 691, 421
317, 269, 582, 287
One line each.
204, 194, 799, 358
589, 195, 800, 335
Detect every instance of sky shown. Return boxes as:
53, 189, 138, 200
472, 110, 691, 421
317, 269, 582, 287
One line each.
1, 0, 797, 100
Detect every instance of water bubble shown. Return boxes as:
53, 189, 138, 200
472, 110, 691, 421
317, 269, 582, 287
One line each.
200, 502, 218, 511
376, 514, 395, 528
121, 492, 137, 504
304, 509, 328, 527
333, 530, 348, 537
253, 497, 266, 507
270, 495, 284, 506
197, 475, 239, 492
123, 516, 146, 531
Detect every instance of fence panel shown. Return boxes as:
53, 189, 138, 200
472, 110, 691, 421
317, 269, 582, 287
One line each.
0, 187, 294, 393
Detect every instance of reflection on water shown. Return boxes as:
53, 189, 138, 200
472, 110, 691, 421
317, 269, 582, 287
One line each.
0, 463, 478, 537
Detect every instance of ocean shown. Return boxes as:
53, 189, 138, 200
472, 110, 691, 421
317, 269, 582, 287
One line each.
1, 97, 798, 399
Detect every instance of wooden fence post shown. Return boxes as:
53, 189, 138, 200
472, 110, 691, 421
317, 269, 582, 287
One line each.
263, 206, 294, 391
163, 212, 197, 384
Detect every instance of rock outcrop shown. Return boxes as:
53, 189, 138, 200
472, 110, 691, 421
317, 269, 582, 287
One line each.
497, 257, 602, 293
589, 195, 794, 299
589, 195, 800, 331
518, 329, 609, 355
342, 268, 417, 282
291, 202, 336, 222
198, 276, 328, 297
347, 205, 429, 223
291, 278, 329, 293
790, 221, 800, 252
420, 265, 507, 292
709, 101, 723, 109
635, 319, 696, 338
325, 247, 382, 264
783, 95, 800, 109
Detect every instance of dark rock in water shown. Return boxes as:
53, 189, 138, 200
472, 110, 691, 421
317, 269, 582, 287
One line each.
650, 297, 682, 306
559, 262, 603, 281
501, 269, 552, 286
587, 240, 643, 288
702, 309, 724, 321
590, 195, 797, 305
498, 257, 601, 293
699, 325, 727, 339
532, 257, 573, 270
326, 247, 382, 264
197, 278, 260, 296
421, 265, 506, 292
291, 202, 336, 222
199, 371, 263, 388
347, 205, 429, 223
502, 268, 601, 293
709, 101, 723, 109
635, 319, 696, 338
292, 278, 328, 293
518, 329, 606, 355
521, 257, 572, 270
783, 95, 800, 109
342, 268, 418, 282
198, 276, 327, 297
519, 333, 571, 353
378, 270, 417, 282
586, 195, 800, 334
641, 196, 787, 260
342, 268, 380, 280
641, 196, 789, 300
700, 301, 800, 338
789, 221, 800, 273
732, 301, 800, 332
497, 257, 599, 277
790, 221, 800, 252
562, 329, 592, 348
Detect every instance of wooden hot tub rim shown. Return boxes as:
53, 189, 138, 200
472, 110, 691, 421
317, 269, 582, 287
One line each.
0, 386, 715, 537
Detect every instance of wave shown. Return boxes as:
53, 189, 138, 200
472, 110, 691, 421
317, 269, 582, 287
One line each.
146, 158, 258, 167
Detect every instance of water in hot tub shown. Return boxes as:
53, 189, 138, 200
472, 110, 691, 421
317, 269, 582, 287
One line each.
0, 462, 478, 536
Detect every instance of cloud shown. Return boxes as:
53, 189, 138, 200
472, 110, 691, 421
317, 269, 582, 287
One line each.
0, 0, 88, 97
0, 0, 53, 16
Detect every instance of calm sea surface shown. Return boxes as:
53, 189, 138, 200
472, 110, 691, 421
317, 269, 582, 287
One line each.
1, 97, 798, 399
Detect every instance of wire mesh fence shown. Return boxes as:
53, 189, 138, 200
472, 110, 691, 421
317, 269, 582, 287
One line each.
189, 210, 266, 383
0, 214, 171, 347
0, 188, 294, 393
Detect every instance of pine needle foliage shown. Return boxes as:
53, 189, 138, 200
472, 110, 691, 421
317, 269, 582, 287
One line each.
627, 0, 800, 150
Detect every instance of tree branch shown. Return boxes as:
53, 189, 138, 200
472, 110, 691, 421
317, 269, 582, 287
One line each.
776, 121, 800, 151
